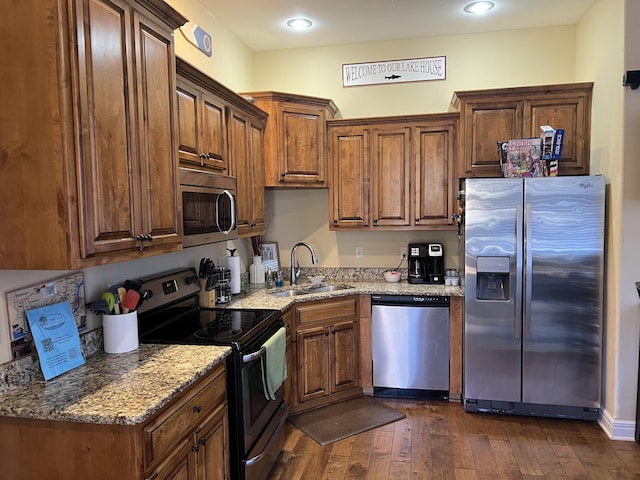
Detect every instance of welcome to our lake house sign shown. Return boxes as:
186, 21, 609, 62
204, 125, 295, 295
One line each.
342, 56, 446, 87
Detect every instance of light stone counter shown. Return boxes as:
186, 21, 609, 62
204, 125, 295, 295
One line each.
226, 279, 463, 311
0, 279, 461, 425
0, 344, 230, 425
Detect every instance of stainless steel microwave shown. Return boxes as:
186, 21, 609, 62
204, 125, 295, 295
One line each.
180, 167, 237, 247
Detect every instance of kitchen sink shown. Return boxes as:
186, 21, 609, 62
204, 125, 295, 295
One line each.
268, 289, 310, 297
268, 283, 354, 297
304, 283, 354, 293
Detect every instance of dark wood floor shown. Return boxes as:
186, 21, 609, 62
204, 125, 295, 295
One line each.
268, 397, 640, 480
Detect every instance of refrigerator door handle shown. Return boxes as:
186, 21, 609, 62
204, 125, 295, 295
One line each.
515, 204, 523, 339
523, 203, 533, 339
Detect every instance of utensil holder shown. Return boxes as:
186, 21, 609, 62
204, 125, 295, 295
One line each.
199, 278, 216, 308
103, 311, 139, 354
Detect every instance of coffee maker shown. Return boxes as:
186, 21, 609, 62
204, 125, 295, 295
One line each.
408, 243, 445, 284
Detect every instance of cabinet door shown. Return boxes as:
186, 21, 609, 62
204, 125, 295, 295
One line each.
133, 9, 181, 250
282, 310, 295, 409
229, 109, 251, 235
176, 82, 203, 168
459, 100, 523, 177
329, 127, 370, 229
147, 437, 195, 480
296, 325, 329, 403
371, 126, 411, 227
279, 103, 327, 185
176, 82, 227, 173
414, 122, 456, 227
330, 320, 359, 394
76, 0, 140, 257
526, 95, 590, 175
195, 409, 229, 480
248, 119, 266, 235
231, 108, 266, 237
200, 92, 227, 173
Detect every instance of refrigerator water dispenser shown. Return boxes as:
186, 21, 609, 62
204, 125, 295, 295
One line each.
476, 256, 509, 301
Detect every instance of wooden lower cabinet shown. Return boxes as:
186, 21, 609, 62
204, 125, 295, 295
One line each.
282, 308, 296, 409
0, 363, 229, 480
150, 407, 229, 480
291, 296, 360, 413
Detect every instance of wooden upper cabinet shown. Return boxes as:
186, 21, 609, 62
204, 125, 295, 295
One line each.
241, 91, 339, 188
176, 80, 228, 174
0, 0, 186, 269
230, 107, 268, 237
328, 113, 458, 231
372, 127, 411, 227
414, 120, 457, 227
176, 59, 269, 238
328, 126, 370, 229
451, 83, 593, 178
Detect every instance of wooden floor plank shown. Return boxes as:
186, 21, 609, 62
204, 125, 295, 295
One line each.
268, 400, 640, 480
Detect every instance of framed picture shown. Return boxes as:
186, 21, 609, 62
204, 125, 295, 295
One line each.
261, 242, 280, 273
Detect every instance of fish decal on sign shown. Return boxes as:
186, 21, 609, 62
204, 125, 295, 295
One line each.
385, 74, 401, 80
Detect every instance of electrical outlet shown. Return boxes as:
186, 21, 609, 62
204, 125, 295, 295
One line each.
400, 247, 408, 258
355, 246, 364, 259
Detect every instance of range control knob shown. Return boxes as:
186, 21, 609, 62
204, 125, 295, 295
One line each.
186, 274, 198, 285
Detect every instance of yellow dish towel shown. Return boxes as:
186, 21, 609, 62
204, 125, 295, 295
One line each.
261, 326, 287, 401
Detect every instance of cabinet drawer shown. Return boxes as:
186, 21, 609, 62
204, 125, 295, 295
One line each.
296, 296, 358, 325
143, 364, 226, 470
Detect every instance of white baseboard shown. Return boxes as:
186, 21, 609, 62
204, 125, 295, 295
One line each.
598, 407, 637, 441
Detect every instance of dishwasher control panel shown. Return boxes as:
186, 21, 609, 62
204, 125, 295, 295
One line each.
371, 294, 449, 306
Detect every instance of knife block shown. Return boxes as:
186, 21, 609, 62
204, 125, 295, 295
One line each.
199, 278, 216, 308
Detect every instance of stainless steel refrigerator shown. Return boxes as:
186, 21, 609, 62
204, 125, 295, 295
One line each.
463, 176, 605, 420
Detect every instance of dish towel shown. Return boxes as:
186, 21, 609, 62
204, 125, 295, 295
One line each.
261, 326, 287, 401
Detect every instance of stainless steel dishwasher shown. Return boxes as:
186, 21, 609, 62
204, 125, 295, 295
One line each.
371, 294, 450, 399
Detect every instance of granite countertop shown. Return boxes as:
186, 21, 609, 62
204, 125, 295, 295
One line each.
0, 278, 460, 427
0, 344, 230, 425
226, 279, 464, 310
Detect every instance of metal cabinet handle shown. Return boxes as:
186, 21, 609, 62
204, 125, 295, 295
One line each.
193, 405, 202, 413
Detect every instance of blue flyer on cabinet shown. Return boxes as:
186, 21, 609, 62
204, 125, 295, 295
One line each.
26, 301, 85, 380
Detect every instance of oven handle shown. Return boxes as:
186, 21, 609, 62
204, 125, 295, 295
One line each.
245, 404, 288, 467
242, 346, 266, 364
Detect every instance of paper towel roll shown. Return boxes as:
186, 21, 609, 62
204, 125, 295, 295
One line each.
227, 255, 241, 294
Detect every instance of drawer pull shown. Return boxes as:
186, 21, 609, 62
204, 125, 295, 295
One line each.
193, 405, 202, 413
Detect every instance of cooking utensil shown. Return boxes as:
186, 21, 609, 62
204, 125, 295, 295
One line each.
122, 289, 140, 313
117, 287, 127, 305
88, 299, 110, 315
101, 292, 116, 314
123, 279, 142, 292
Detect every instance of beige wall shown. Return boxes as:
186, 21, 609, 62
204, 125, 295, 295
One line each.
576, 0, 629, 427
620, 0, 640, 426
252, 27, 577, 118
164, 0, 254, 91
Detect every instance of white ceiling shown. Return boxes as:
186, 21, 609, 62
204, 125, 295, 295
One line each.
199, 0, 598, 52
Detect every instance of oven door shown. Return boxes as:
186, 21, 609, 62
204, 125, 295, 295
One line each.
240, 334, 286, 454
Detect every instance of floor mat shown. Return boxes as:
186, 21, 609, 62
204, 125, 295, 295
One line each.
287, 395, 406, 445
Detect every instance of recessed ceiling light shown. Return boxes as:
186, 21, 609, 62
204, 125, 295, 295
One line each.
464, 1, 496, 15
286, 18, 313, 30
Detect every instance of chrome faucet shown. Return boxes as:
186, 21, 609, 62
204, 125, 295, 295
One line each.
290, 242, 318, 285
